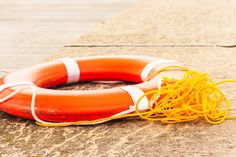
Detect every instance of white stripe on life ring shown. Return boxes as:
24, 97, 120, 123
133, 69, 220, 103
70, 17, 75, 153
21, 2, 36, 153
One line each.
141, 60, 176, 82
60, 58, 80, 84
120, 86, 149, 111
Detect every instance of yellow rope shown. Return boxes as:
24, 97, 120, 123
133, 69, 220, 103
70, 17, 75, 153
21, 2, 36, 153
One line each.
37, 66, 236, 127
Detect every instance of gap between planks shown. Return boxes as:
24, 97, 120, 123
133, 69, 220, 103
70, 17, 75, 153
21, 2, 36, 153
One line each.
64, 44, 236, 48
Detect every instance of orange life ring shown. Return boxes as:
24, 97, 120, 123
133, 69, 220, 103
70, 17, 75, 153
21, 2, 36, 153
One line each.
0, 56, 179, 124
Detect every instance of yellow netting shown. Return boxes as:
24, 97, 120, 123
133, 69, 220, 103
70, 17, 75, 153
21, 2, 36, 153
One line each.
37, 66, 236, 127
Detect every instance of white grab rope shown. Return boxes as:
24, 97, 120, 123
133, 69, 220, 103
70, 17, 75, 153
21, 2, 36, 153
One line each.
0, 82, 75, 125
0, 82, 111, 125
0, 82, 41, 123
0, 82, 35, 103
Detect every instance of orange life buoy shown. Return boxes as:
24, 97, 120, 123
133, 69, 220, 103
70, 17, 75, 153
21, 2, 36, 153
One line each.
0, 56, 180, 124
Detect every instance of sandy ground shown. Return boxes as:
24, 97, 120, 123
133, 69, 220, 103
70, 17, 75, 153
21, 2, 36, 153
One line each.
1, 0, 236, 156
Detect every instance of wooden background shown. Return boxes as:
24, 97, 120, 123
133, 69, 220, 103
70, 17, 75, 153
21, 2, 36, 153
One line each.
1, 0, 236, 156
0, 0, 134, 71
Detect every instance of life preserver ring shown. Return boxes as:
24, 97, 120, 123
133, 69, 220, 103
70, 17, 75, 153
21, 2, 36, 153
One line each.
0, 56, 180, 124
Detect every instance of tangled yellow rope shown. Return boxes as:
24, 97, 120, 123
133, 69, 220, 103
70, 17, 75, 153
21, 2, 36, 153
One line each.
37, 66, 236, 127
136, 66, 236, 124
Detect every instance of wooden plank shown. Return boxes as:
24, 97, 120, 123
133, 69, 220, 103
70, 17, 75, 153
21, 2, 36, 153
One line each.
0, 0, 135, 70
